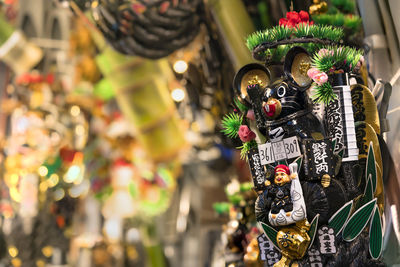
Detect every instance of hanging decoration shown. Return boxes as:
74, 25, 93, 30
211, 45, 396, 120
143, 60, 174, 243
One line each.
89, 0, 202, 59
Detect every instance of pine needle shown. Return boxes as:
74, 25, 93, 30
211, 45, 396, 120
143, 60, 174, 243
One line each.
238, 140, 258, 160
312, 82, 336, 104
221, 113, 242, 138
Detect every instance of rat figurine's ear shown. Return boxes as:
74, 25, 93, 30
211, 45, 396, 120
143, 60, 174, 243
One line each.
284, 47, 312, 91
233, 63, 270, 106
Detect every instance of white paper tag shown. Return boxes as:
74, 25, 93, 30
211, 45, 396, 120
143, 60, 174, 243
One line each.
258, 136, 301, 165
258, 142, 275, 165
272, 141, 286, 161
283, 136, 301, 159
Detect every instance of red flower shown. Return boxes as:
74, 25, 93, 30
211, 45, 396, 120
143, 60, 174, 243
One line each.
279, 18, 288, 26
287, 11, 301, 25
280, 10, 313, 28
299, 11, 309, 22
238, 125, 256, 142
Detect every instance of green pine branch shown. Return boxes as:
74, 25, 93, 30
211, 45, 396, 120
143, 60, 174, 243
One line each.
311, 45, 363, 72
221, 113, 242, 138
245, 24, 344, 53
312, 82, 336, 104
238, 140, 258, 160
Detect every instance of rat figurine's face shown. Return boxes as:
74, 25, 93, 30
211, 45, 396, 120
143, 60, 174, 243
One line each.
262, 80, 306, 120
274, 171, 291, 186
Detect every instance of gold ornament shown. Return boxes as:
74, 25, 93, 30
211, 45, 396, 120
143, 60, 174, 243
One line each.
321, 174, 331, 188
291, 53, 312, 87
240, 69, 270, 96
309, 0, 328, 15
351, 84, 380, 134
299, 61, 311, 76
248, 75, 265, 87
274, 220, 311, 267
244, 237, 260, 264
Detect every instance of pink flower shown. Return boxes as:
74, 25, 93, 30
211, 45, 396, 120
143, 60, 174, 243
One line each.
307, 67, 320, 79
313, 72, 328, 85
317, 48, 334, 57
238, 125, 256, 142
246, 109, 255, 121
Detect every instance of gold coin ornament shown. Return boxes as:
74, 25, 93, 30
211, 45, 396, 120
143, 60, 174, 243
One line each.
284, 47, 312, 89
233, 63, 270, 105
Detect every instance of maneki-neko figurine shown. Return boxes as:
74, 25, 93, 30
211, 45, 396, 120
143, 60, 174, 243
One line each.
222, 9, 387, 267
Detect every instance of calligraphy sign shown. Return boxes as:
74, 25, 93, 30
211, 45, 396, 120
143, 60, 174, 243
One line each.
318, 226, 337, 255
302, 139, 335, 181
248, 148, 266, 190
307, 248, 323, 267
325, 88, 346, 155
257, 234, 281, 266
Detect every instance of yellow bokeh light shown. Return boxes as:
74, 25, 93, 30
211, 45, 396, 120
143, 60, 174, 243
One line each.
38, 166, 48, 177
75, 125, 85, 136
70, 105, 81, 117
36, 259, 45, 267
41, 246, 53, 258
10, 187, 21, 202
5, 173, 20, 187
39, 182, 48, 193
47, 174, 59, 188
11, 258, 21, 267
9, 246, 18, 257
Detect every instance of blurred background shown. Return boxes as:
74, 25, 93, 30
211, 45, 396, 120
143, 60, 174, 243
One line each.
0, 0, 397, 266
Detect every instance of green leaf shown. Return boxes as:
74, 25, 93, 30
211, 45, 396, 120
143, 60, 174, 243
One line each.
366, 141, 377, 193
363, 175, 374, 204
331, 138, 337, 151
337, 148, 344, 159
308, 214, 320, 249
342, 198, 377, 242
221, 113, 242, 138
234, 98, 249, 113
260, 222, 279, 250
328, 200, 353, 235
369, 204, 383, 259
277, 159, 288, 165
